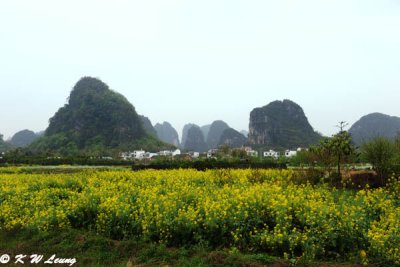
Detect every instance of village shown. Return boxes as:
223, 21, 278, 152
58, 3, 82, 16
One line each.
120, 147, 302, 160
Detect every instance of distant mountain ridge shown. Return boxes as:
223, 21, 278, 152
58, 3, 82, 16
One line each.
9, 129, 40, 147
155, 122, 180, 147
200, 125, 211, 140
219, 128, 247, 148
182, 120, 240, 151
206, 120, 230, 149
240, 130, 248, 137
139, 115, 157, 136
184, 125, 207, 152
181, 123, 198, 148
349, 112, 400, 144
248, 99, 321, 149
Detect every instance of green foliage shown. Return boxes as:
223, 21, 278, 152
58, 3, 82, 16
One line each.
329, 129, 357, 175
28, 77, 172, 156
231, 148, 247, 158
361, 136, 396, 183
0, 227, 279, 267
289, 125, 357, 184
139, 115, 157, 137
132, 157, 285, 171
0, 134, 12, 153
9, 129, 39, 147
349, 112, 400, 145
249, 99, 322, 149
306, 126, 356, 179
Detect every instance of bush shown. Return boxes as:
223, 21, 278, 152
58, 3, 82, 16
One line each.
132, 158, 286, 171
361, 137, 396, 184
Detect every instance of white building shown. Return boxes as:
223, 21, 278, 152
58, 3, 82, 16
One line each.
120, 152, 131, 160
172, 149, 181, 156
243, 146, 258, 157
133, 150, 146, 159
263, 150, 280, 159
144, 152, 158, 159
207, 149, 218, 158
121, 149, 181, 160
157, 149, 181, 157
158, 150, 173, 157
121, 150, 146, 160
189, 152, 200, 158
284, 150, 297, 158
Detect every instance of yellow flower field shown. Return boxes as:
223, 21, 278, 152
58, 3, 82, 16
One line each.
0, 168, 399, 265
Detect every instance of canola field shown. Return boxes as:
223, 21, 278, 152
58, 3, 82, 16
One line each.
0, 168, 399, 265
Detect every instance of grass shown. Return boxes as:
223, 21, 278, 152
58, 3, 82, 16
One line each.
0, 228, 280, 267
0, 228, 375, 267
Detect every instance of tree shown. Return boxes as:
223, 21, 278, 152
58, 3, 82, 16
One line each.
309, 138, 335, 175
361, 137, 395, 183
231, 148, 247, 159
310, 122, 356, 179
217, 144, 231, 157
0, 134, 12, 153
330, 126, 356, 177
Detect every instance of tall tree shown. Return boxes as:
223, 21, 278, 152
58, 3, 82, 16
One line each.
311, 121, 356, 178
330, 127, 356, 176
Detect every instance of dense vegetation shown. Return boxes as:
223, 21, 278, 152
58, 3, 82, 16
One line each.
9, 129, 40, 147
248, 100, 322, 149
139, 115, 158, 137
349, 112, 400, 145
0, 168, 399, 266
29, 77, 172, 156
132, 157, 285, 170
0, 134, 11, 152
0, 153, 130, 166
290, 131, 400, 186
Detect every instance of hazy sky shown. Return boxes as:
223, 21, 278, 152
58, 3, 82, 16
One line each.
1, 0, 399, 140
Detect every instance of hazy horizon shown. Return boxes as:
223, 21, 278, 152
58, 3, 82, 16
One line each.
1, 1, 399, 140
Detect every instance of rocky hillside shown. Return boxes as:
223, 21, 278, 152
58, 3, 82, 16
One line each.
9, 129, 40, 148
349, 113, 400, 144
182, 123, 198, 148
248, 99, 321, 149
201, 124, 211, 140
183, 125, 207, 152
139, 115, 157, 136
154, 122, 180, 147
206, 120, 230, 149
240, 130, 248, 137
218, 128, 247, 148
30, 77, 170, 155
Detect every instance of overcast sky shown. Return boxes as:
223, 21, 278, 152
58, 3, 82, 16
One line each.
1, 0, 399, 140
